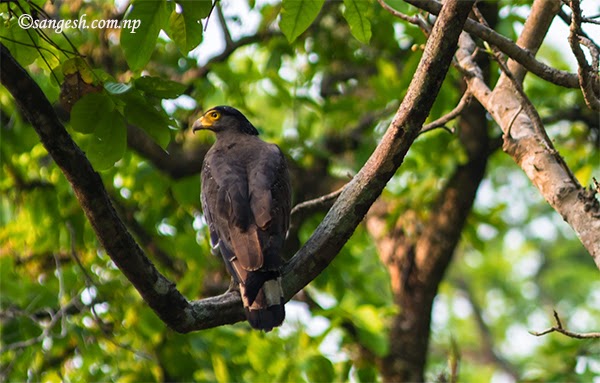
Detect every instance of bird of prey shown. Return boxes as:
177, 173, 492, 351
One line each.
192, 106, 291, 331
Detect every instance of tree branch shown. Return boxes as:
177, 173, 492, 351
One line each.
0, 0, 474, 331
529, 310, 600, 339
282, 0, 476, 299
454, 5, 600, 267
1, 42, 194, 332
402, 0, 583, 89
567, 0, 600, 111
419, 91, 470, 135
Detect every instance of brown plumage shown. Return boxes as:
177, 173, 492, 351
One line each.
192, 106, 291, 331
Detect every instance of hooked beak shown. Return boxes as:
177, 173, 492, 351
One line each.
191, 116, 209, 134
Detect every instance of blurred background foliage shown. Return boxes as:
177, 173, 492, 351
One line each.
1, 0, 599, 382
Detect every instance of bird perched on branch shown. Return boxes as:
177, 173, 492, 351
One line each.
192, 106, 291, 331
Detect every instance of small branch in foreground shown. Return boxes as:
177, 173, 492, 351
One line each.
290, 185, 346, 225
419, 91, 471, 135
377, 0, 431, 33
529, 310, 600, 339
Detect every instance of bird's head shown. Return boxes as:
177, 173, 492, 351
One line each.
192, 106, 259, 136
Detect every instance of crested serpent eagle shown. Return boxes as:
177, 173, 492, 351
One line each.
192, 106, 291, 331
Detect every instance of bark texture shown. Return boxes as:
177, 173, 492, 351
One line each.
452, 0, 600, 267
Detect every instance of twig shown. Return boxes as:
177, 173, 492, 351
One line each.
449, 336, 460, 383
419, 91, 471, 135
67, 223, 97, 287
0, 36, 62, 61
405, 0, 582, 89
52, 252, 67, 338
66, 223, 155, 361
473, 6, 554, 151
558, 9, 600, 50
377, 0, 431, 33
216, 1, 233, 49
203, 0, 218, 32
567, 0, 600, 111
290, 185, 346, 218
529, 310, 600, 339
109, 195, 186, 276
505, 104, 523, 139
0, 296, 78, 353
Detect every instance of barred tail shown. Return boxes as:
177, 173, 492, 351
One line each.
240, 275, 285, 332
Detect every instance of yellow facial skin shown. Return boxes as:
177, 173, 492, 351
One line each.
193, 109, 221, 131
200, 109, 221, 127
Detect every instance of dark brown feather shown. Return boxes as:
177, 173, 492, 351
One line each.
199, 107, 290, 331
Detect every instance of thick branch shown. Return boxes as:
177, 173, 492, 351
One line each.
403, 0, 583, 89
0, 0, 474, 331
454, 7, 600, 266
0, 43, 194, 331
282, 0, 476, 298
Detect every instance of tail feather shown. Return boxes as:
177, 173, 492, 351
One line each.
244, 270, 279, 306
246, 302, 285, 332
240, 276, 285, 331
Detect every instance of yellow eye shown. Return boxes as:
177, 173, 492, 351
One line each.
210, 111, 220, 120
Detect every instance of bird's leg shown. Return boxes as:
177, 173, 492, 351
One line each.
226, 278, 240, 294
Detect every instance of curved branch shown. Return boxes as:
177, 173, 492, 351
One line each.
402, 0, 583, 89
567, 0, 600, 111
454, 4, 600, 266
0, 0, 474, 332
419, 91, 471, 135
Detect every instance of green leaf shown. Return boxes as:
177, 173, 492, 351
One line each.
121, 0, 169, 70
177, 0, 213, 21
302, 355, 335, 382
123, 92, 171, 148
279, 0, 325, 43
0, 19, 40, 66
70, 92, 114, 134
342, 0, 372, 44
134, 76, 187, 99
166, 0, 211, 53
85, 110, 126, 170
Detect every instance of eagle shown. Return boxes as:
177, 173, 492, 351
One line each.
192, 106, 291, 331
